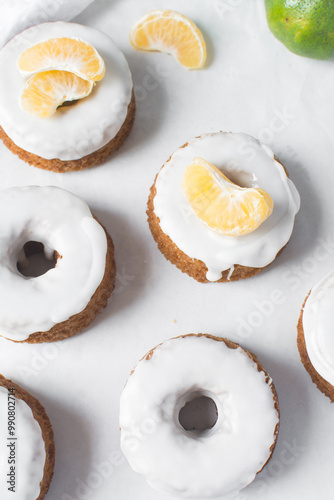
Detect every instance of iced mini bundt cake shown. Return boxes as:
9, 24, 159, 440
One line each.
0, 374, 55, 499
297, 269, 334, 402
120, 334, 279, 498
147, 132, 300, 282
0, 186, 115, 343
0, 22, 135, 172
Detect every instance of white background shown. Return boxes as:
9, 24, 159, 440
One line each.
0, 0, 333, 499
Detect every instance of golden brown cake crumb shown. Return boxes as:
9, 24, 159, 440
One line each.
0, 91, 135, 173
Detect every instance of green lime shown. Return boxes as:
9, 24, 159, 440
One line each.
265, 0, 334, 59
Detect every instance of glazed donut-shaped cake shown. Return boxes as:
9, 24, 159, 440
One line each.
148, 132, 300, 282
0, 186, 115, 343
0, 22, 135, 172
297, 269, 334, 402
120, 334, 279, 498
0, 374, 55, 500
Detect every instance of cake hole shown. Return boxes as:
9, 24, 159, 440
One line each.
17, 241, 57, 278
179, 396, 218, 433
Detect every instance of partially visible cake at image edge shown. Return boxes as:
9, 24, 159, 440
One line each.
297, 269, 334, 402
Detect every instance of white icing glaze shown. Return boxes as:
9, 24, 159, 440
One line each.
0, 186, 107, 341
120, 335, 279, 498
0, 385, 46, 499
153, 132, 300, 282
302, 269, 334, 387
0, 22, 133, 160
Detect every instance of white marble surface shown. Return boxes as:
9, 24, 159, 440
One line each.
0, 0, 333, 499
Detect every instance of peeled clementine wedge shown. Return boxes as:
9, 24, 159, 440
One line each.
182, 158, 274, 237
20, 70, 94, 118
18, 38, 105, 81
130, 10, 207, 69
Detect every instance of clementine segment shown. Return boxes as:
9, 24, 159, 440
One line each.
18, 37, 105, 81
182, 158, 274, 236
20, 70, 93, 118
130, 10, 206, 69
